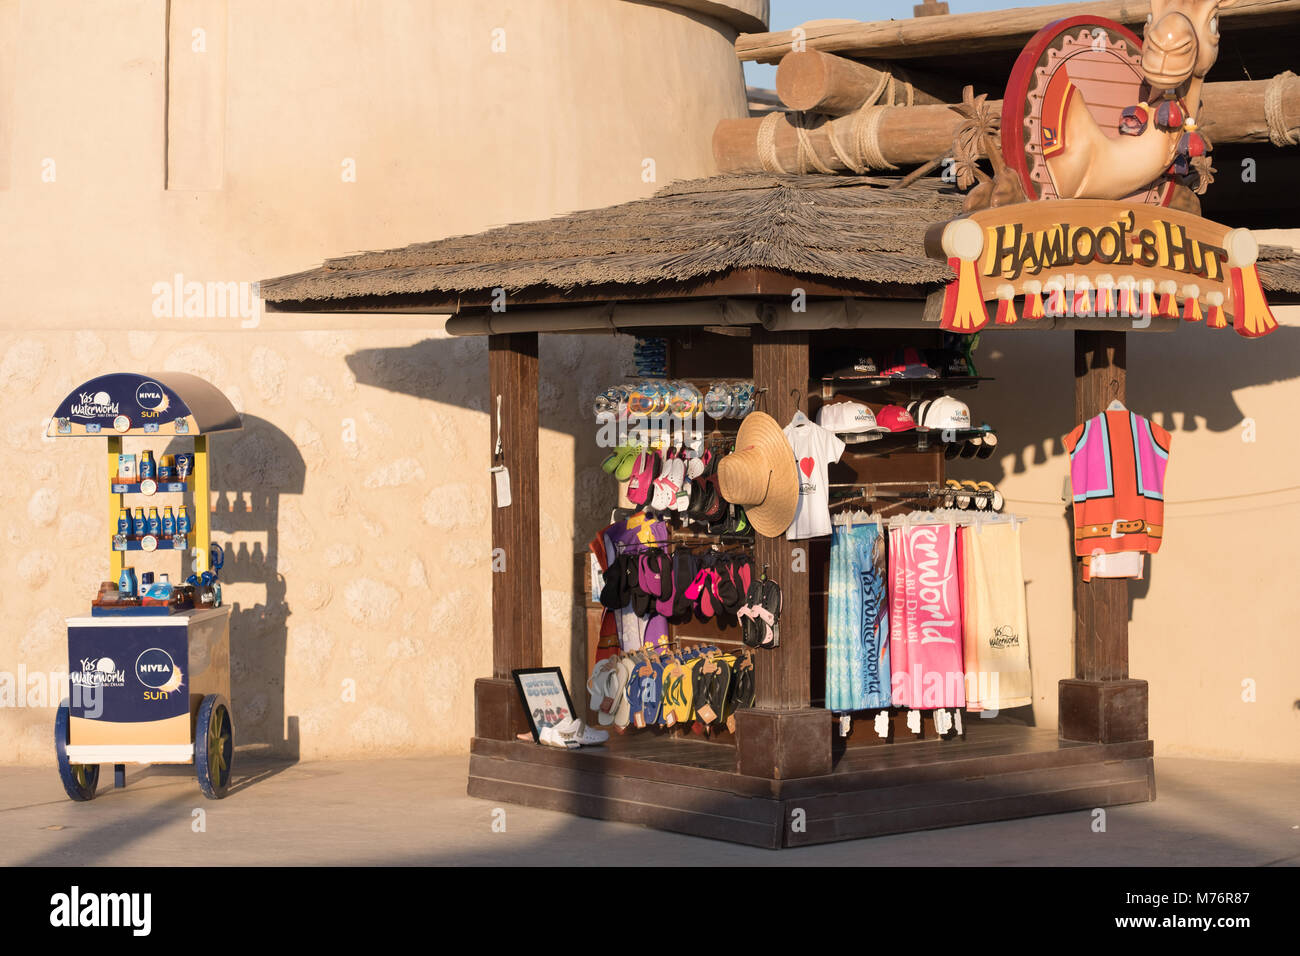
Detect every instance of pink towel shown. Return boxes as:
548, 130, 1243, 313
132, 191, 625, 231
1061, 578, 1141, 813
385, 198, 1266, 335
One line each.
903, 524, 965, 708
889, 526, 911, 708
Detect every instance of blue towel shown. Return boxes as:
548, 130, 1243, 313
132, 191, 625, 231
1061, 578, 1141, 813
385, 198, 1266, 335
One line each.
826, 521, 890, 711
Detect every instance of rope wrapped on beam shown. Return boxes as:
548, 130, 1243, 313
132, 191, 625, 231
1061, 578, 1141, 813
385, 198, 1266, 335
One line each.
1265, 70, 1299, 147
758, 71, 914, 175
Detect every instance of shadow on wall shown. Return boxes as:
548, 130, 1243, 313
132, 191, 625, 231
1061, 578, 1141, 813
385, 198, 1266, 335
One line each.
164, 414, 305, 762
345, 334, 623, 709
957, 324, 1300, 484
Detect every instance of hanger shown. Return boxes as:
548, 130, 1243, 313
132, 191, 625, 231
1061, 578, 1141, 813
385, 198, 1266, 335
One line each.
1106, 399, 1126, 411
789, 388, 809, 426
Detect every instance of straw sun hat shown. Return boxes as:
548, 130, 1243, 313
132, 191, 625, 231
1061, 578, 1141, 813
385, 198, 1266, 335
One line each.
718, 411, 799, 538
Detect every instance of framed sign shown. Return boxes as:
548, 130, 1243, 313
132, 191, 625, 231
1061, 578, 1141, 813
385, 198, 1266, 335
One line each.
511, 668, 576, 742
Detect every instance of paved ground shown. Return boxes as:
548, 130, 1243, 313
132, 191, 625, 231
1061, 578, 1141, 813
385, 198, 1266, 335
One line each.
2, 752, 1297, 865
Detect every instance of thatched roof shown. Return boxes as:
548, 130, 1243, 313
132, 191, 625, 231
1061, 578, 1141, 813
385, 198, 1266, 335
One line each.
260, 173, 1300, 313
259, 176, 967, 310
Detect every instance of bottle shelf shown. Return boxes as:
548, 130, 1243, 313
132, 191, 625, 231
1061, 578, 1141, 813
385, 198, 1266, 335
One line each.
111, 479, 191, 494
112, 533, 191, 552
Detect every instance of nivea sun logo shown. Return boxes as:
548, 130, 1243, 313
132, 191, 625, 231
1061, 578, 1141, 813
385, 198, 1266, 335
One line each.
135, 382, 167, 411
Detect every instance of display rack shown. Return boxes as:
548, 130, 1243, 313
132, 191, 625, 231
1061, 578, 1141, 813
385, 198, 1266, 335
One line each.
46, 372, 242, 801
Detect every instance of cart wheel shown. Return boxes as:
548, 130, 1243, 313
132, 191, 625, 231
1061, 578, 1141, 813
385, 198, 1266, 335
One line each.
195, 694, 233, 799
55, 699, 99, 801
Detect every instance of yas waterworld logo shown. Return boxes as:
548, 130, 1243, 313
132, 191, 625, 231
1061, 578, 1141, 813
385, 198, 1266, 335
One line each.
72, 657, 124, 689
69, 391, 119, 420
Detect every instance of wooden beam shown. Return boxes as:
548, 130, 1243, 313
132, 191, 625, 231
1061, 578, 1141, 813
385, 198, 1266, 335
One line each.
714, 77, 1300, 173
488, 333, 541, 678
774, 51, 953, 114
736, 0, 1300, 63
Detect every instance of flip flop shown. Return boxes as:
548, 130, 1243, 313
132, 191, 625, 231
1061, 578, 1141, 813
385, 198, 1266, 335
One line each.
758, 578, 782, 648
669, 551, 696, 623
659, 655, 692, 727
601, 444, 640, 478
626, 449, 658, 507
612, 655, 637, 731
589, 657, 622, 726
691, 652, 731, 730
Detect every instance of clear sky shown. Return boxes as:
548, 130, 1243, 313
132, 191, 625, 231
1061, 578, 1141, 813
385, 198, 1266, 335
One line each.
743, 0, 1060, 87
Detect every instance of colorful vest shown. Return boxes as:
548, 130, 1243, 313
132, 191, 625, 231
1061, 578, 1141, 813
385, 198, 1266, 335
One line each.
1065, 410, 1171, 576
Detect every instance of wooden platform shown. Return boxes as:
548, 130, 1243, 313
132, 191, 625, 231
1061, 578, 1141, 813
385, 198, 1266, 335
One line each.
467, 724, 1155, 849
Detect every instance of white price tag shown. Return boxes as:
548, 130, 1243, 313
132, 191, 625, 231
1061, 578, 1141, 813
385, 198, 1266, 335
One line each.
491, 465, 511, 509
906, 709, 922, 735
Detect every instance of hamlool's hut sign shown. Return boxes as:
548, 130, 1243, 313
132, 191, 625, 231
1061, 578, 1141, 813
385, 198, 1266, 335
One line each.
928, 0, 1279, 338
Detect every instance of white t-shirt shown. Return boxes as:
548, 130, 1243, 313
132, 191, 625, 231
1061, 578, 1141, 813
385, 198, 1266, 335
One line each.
783, 417, 845, 540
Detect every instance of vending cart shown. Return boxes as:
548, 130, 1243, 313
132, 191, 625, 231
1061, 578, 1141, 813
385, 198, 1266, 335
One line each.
47, 372, 241, 800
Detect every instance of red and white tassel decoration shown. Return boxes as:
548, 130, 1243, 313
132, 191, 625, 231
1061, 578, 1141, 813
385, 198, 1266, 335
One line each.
1181, 284, 1202, 322
1115, 276, 1136, 317
1095, 274, 1115, 316
1073, 276, 1092, 316
1225, 228, 1279, 338
1157, 280, 1180, 319
937, 220, 991, 334
1138, 279, 1156, 320
994, 284, 1017, 325
1044, 278, 1065, 317
1022, 280, 1044, 321
1205, 290, 1228, 329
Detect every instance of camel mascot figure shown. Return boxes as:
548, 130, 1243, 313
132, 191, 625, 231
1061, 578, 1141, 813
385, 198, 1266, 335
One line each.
969, 0, 1238, 211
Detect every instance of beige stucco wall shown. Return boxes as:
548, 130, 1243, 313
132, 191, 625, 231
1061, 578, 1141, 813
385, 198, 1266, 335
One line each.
0, 0, 748, 763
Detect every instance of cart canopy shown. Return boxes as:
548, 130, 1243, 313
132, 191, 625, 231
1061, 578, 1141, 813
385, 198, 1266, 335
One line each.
46, 372, 241, 438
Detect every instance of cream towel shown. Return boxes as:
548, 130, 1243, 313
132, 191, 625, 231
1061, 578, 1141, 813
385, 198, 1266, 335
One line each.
959, 522, 1032, 710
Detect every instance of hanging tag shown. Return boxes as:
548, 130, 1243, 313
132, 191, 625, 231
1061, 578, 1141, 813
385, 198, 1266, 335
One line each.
874, 710, 890, 739
953, 709, 964, 736
906, 709, 922, 734
838, 713, 852, 737
934, 708, 952, 735
491, 465, 512, 508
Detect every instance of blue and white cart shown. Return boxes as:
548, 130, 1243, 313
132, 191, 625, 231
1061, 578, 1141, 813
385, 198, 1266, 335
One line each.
47, 372, 241, 800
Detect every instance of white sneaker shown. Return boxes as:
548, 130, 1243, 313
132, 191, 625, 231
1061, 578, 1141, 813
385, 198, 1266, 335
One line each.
552, 716, 609, 747
538, 725, 579, 749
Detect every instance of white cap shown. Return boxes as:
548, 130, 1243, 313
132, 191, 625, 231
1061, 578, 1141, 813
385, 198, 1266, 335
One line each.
816, 400, 883, 434
906, 396, 972, 430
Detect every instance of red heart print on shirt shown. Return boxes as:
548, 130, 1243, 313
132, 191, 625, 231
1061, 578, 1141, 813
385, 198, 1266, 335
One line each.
799, 457, 814, 477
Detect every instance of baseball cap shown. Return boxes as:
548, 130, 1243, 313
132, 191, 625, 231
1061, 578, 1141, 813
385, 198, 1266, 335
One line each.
881, 347, 938, 380
827, 356, 880, 380
906, 396, 972, 430
816, 400, 884, 434
874, 404, 916, 432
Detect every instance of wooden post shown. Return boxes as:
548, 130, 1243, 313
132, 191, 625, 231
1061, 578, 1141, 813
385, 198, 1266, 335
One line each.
193, 435, 210, 574
735, 329, 830, 780
474, 332, 542, 740
108, 436, 123, 580
1060, 331, 1149, 743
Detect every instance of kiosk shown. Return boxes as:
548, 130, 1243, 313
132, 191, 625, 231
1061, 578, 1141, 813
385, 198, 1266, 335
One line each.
47, 372, 241, 800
